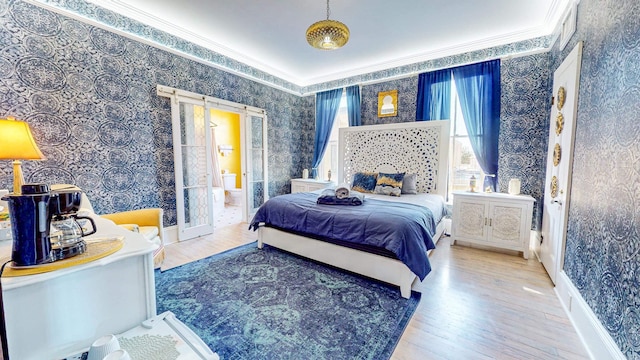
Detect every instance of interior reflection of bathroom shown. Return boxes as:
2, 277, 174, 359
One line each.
211, 109, 242, 227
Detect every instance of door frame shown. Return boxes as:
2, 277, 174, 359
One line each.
157, 85, 269, 231
539, 41, 583, 283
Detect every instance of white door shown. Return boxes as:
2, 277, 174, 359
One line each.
170, 98, 215, 241
540, 42, 583, 284
242, 111, 269, 221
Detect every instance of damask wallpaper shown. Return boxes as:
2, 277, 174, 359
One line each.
556, 0, 640, 357
499, 54, 551, 231
0, 0, 315, 226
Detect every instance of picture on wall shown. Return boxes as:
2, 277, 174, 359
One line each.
378, 90, 398, 117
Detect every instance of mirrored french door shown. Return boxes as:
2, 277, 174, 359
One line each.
170, 97, 215, 241
243, 112, 269, 220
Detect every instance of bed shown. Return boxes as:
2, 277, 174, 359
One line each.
251, 120, 450, 298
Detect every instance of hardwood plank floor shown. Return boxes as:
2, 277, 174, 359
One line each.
162, 222, 589, 360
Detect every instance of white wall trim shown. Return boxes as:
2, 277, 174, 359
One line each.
555, 271, 625, 360
163, 225, 179, 245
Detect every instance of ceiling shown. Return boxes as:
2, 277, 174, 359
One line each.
91, 0, 570, 87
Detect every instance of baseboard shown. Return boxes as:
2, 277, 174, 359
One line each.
555, 271, 625, 360
443, 218, 451, 236
531, 230, 541, 261
164, 225, 179, 245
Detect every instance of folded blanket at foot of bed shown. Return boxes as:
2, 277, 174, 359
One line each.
317, 188, 364, 206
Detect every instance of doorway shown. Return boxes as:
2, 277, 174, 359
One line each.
539, 42, 583, 284
211, 109, 243, 228
157, 85, 269, 242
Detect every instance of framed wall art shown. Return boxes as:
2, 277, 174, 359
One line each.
377, 90, 398, 117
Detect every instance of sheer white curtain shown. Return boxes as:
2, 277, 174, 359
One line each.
210, 127, 223, 188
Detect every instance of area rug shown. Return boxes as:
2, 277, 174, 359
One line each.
155, 241, 421, 360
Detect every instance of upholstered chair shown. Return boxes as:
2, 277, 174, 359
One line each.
100, 209, 166, 269
77, 190, 165, 269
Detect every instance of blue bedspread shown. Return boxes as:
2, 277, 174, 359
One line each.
249, 192, 437, 280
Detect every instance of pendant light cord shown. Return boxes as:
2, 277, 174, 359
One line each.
326, 0, 330, 20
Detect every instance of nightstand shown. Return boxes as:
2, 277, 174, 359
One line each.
290, 178, 333, 193
451, 191, 535, 259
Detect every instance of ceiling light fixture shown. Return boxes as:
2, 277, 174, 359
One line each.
306, 0, 350, 50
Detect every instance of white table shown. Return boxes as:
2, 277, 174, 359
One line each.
0, 215, 157, 360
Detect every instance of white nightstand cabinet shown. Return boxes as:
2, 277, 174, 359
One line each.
451, 192, 535, 259
290, 178, 333, 193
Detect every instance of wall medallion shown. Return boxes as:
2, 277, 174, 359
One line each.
550, 176, 558, 198
556, 113, 564, 135
553, 143, 561, 166
556, 86, 566, 111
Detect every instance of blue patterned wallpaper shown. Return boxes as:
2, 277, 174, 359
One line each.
0, 0, 315, 226
361, 78, 418, 126
499, 53, 551, 231
557, 0, 640, 357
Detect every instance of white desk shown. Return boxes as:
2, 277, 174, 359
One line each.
0, 215, 157, 360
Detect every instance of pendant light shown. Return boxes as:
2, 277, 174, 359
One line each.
306, 0, 350, 50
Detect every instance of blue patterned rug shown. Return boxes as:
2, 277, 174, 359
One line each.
155, 241, 421, 360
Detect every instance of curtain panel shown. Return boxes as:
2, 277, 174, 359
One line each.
416, 69, 452, 121
346, 85, 362, 126
311, 88, 343, 179
452, 59, 501, 191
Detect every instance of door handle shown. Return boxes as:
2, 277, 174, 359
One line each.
552, 199, 563, 205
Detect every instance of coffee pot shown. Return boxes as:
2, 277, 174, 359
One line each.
49, 185, 96, 261
1, 184, 97, 266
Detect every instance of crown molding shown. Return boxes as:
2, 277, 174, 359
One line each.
29, 0, 565, 95
85, 0, 295, 83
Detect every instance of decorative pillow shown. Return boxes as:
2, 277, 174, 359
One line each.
401, 173, 417, 194
351, 172, 378, 193
374, 172, 405, 197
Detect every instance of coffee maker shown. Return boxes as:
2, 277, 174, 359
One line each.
49, 185, 96, 261
1, 183, 96, 266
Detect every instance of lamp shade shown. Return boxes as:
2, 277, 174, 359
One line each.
0, 118, 44, 160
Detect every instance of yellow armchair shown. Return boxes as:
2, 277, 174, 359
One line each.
101, 208, 166, 269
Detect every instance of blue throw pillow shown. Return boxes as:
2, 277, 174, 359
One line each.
351, 172, 378, 193
374, 172, 405, 196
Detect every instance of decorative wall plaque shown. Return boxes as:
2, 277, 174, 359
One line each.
553, 143, 561, 166
550, 175, 559, 198
556, 113, 564, 135
377, 90, 398, 117
557, 86, 566, 111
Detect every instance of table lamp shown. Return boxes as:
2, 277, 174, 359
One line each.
0, 117, 45, 194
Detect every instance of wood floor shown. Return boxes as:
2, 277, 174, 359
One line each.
162, 222, 589, 360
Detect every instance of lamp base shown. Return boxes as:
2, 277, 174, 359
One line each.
12, 160, 24, 195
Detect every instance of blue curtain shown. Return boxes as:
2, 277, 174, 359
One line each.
346, 85, 361, 126
452, 59, 501, 191
311, 88, 343, 178
416, 69, 451, 120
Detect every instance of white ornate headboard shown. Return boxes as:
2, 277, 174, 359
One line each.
338, 120, 450, 198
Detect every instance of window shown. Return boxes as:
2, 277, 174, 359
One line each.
318, 90, 348, 182
448, 79, 485, 200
